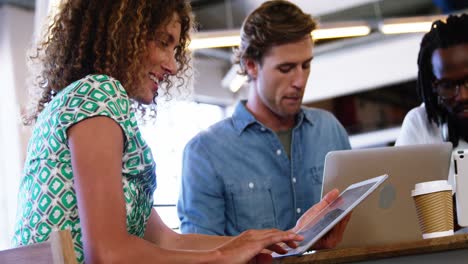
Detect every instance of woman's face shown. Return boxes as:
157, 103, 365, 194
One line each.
138, 13, 182, 104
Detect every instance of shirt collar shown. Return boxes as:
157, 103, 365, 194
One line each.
232, 101, 257, 134
232, 100, 314, 134
301, 108, 315, 125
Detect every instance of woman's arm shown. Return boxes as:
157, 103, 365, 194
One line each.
144, 208, 232, 250
69, 116, 302, 264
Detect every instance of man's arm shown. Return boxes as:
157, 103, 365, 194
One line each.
177, 137, 227, 235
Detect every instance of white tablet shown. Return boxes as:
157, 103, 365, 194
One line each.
273, 174, 388, 258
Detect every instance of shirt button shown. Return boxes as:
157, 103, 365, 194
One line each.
249, 182, 254, 189
276, 149, 282, 155
292, 177, 297, 183
297, 208, 301, 213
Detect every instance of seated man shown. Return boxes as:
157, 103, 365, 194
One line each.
396, 14, 468, 186
178, 0, 351, 236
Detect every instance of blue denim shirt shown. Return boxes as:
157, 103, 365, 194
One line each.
177, 101, 351, 235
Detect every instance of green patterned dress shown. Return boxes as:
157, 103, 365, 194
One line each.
12, 74, 157, 263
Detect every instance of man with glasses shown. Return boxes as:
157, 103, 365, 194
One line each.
396, 13, 468, 187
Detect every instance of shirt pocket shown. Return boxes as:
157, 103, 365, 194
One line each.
304, 165, 324, 204
226, 180, 277, 231
307, 165, 324, 184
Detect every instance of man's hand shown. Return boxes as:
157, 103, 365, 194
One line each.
291, 189, 352, 249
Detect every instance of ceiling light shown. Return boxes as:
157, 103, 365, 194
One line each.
313, 22, 371, 40
189, 29, 240, 50
380, 15, 446, 34
381, 22, 433, 34
189, 35, 240, 50
189, 22, 371, 50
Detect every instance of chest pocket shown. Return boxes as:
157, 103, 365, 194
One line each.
308, 165, 324, 185
304, 165, 324, 205
226, 180, 277, 232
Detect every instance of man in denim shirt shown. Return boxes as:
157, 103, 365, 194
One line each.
178, 0, 351, 236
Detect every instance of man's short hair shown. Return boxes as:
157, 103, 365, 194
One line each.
232, 0, 317, 78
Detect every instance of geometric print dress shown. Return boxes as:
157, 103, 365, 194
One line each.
12, 74, 157, 263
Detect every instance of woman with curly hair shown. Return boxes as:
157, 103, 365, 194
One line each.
12, 0, 347, 263
11, 0, 310, 263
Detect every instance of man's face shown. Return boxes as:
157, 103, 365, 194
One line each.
432, 43, 468, 121
247, 36, 313, 119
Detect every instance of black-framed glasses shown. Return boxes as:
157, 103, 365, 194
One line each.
433, 76, 468, 100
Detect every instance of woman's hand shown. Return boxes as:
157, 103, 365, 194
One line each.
214, 229, 304, 264
292, 189, 352, 250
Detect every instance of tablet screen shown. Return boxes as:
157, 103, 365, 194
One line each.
273, 174, 388, 258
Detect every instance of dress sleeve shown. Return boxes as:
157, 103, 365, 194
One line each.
56, 75, 136, 144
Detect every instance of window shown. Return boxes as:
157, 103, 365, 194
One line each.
139, 101, 225, 229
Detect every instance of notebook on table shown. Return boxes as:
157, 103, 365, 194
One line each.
322, 143, 452, 248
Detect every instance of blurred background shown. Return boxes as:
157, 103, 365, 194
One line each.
1, 0, 467, 249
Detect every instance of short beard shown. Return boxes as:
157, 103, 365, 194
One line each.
440, 99, 468, 145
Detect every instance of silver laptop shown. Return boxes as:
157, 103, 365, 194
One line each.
322, 143, 452, 248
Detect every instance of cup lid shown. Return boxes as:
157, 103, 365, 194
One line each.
411, 180, 452, 197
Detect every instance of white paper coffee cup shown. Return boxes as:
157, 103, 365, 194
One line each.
411, 180, 454, 239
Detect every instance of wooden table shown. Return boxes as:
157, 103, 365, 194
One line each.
275, 234, 468, 264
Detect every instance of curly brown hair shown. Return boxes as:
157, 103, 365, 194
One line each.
232, 0, 316, 79
24, 0, 194, 125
